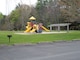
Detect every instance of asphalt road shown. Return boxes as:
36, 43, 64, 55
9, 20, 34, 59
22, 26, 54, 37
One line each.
0, 41, 80, 60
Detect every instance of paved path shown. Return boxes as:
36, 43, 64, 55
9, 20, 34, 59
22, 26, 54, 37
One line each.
0, 41, 80, 60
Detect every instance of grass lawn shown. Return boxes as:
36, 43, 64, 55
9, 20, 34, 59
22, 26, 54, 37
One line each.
0, 30, 80, 45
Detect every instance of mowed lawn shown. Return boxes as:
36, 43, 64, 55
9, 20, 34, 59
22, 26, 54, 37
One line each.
0, 31, 80, 44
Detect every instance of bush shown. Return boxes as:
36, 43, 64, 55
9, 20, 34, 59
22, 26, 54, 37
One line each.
70, 21, 80, 30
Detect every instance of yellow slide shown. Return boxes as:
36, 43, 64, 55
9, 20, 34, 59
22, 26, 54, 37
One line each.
30, 24, 37, 33
24, 27, 32, 32
41, 26, 50, 32
30, 29, 36, 33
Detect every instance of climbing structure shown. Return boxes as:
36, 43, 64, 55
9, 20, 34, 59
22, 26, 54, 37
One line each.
24, 16, 50, 33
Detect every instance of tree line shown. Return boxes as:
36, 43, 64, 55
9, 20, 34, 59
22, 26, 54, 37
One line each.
0, 0, 80, 30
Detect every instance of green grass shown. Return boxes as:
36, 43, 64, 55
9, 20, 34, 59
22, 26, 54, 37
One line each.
0, 30, 80, 44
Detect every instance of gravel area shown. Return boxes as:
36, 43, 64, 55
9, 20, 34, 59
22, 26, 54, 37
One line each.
15, 31, 67, 35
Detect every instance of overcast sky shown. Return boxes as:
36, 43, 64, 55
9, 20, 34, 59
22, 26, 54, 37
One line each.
0, 0, 37, 15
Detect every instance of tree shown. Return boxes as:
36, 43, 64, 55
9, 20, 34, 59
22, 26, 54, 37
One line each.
59, 0, 80, 23
19, 4, 31, 30
0, 12, 4, 20
36, 0, 61, 26
9, 4, 31, 30
0, 12, 4, 30
9, 8, 20, 30
36, 0, 52, 26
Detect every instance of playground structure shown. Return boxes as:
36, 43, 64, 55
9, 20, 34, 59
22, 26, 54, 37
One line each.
24, 16, 50, 33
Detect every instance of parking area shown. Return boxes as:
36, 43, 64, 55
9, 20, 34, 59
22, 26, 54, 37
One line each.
0, 41, 80, 60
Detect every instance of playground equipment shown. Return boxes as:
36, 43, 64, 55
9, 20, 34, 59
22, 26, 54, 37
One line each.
24, 16, 50, 33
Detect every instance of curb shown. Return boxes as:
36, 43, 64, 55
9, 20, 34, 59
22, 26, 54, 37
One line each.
0, 40, 80, 47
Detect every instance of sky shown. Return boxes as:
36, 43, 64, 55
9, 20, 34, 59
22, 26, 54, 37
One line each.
0, 0, 37, 15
